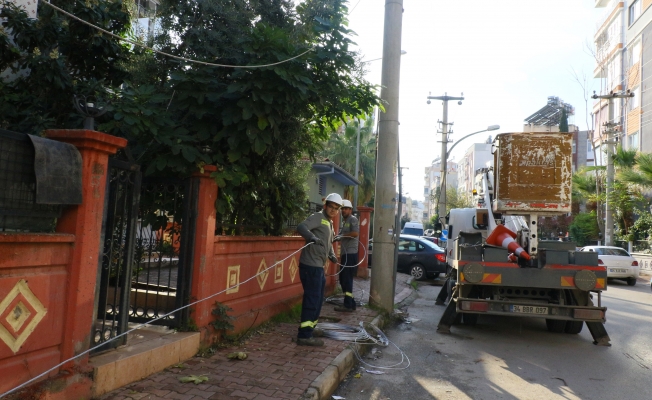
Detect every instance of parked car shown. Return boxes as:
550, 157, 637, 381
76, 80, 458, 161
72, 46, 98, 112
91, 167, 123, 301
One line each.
578, 246, 639, 286
367, 235, 446, 280
424, 229, 435, 237
420, 236, 439, 246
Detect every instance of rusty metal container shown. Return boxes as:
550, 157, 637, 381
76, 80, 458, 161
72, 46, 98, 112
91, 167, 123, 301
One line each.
492, 132, 572, 214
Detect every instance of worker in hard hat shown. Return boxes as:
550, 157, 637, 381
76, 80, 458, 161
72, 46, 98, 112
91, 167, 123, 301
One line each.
334, 199, 359, 312
294, 193, 342, 346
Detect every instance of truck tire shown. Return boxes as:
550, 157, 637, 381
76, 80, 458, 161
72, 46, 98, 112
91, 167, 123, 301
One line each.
565, 320, 583, 334
462, 313, 478, 326
562, 290, 583, 334
545, 319, 566, 333
410, 264, 427, 281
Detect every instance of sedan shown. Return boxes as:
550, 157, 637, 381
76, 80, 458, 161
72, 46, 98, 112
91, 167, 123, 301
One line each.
579, 246, 639, 286
368, 235, 447, 280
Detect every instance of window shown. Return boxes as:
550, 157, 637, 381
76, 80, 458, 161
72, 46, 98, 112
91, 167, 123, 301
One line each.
630, 0, 641, 26
318, 176, 326, 195
628, 131, 639, 150
572, 140, 577, 154
627, 87, 640, 111
631, 41, 642, 66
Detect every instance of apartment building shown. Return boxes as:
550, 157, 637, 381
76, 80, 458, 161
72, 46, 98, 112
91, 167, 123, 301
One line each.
594, 0, 650, 154
457, 142, 493, 197
423, 158, 458, 221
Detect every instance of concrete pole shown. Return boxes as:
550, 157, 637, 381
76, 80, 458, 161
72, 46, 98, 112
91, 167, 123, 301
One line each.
439, 100, 449, 226
354, 118, 361, 213
592, 91, 633, 246
427, 93, 463, 227
370, 0, 403, 312
605, 124, 614, 247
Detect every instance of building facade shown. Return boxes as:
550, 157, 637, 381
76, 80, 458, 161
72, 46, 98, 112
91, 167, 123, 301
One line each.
593, 0, 651, 153
423, 158, 458, 221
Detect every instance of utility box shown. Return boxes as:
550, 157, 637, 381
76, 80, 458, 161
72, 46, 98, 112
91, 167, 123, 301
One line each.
492, 132, 572, 214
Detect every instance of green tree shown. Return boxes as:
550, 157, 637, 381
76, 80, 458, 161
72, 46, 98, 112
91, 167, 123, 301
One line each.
0, 0, 132, 132
319, 116, 377, 206
568, 211, 599, 246
438, 187, 474, 214
1, 0, 381, 235
559, 108, 569, 133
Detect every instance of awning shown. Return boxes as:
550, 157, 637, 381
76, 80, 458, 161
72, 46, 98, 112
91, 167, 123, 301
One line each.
312, 162, 359, 186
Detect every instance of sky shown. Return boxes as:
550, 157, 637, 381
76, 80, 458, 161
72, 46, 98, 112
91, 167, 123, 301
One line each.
345, 0, 602, 201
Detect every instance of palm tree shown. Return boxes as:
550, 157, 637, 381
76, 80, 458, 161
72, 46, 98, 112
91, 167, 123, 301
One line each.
319, 116, 377, 206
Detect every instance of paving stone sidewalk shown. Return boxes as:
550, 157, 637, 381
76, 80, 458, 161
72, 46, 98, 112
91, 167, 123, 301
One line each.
99, 275, 413, 400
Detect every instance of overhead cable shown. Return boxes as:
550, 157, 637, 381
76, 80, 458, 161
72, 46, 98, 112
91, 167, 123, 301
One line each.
41, 1, 313, 69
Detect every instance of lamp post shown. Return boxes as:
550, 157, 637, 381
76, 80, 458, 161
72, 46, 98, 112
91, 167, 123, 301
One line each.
437, 124, 500, 226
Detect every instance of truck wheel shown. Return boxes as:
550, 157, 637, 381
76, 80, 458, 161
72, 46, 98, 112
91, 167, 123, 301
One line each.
410, 264, 426, 281
565, 320, 583, 334
627, 277, 637, 286
462, 313, 478, 326
545, 319, 566, 333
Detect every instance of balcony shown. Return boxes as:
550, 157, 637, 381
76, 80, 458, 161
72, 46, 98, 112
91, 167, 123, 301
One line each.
595, 2, 624, 39
595, 0, 613, 8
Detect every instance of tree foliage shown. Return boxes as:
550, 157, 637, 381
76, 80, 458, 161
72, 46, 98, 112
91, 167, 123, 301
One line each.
1, 0, 381, 235
559, 108, 568, 133
568, 211, 599, 246
318, 116, 376, 206
0, 0, 132, 132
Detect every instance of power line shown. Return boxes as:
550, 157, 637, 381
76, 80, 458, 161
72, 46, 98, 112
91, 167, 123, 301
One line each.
41, 1, 314, 69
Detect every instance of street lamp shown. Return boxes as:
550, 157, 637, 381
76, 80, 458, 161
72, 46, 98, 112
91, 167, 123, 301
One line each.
438, 124, 500, 226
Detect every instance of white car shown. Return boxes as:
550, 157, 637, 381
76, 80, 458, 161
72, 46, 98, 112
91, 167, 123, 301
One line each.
579, 246, 639, 286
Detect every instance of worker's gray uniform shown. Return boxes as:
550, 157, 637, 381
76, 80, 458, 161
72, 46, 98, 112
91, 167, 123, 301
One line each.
295, 210, 336, 338
297, 211, 336, 267
339, 214, 359, 309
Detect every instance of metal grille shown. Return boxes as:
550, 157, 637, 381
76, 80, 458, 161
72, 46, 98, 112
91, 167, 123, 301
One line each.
93, 157, 141, 352
0, 129, 61, 232
127, 177, 197, 328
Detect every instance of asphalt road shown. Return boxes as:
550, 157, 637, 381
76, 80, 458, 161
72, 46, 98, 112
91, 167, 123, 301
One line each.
333, 274, 652, 400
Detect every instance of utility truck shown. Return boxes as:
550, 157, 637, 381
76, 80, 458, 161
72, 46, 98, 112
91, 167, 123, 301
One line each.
438, 132, 611, 346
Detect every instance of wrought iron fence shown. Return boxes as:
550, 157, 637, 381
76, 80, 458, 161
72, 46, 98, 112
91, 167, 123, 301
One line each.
93, 157, 141, 352
128, 177, 197, 328
0, 129, 62, 232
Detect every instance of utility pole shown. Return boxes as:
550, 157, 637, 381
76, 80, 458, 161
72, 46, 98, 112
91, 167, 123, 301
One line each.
353, 118, 361, 213
371, 0, 403, 312
427, 93, 464, 227
591, 90, 634, 246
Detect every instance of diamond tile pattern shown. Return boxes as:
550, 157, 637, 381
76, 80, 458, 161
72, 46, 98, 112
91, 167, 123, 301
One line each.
0, 280, 47, 354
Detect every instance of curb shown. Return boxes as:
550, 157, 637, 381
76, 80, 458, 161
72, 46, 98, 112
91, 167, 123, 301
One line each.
301, 314, 385, 400
303, 278, 416, 400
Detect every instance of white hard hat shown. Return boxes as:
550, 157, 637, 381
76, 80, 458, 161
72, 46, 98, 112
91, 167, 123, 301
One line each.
341, 199, 353, 208
324, 193, 343, 206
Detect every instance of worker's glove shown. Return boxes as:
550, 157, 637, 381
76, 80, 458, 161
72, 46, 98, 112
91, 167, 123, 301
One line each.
332, 235, 343, 242
329, 254, 338, 264
309, 236, 323, 246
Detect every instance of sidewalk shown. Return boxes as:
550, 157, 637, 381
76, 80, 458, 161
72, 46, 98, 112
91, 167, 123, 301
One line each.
99, 275, 414, 400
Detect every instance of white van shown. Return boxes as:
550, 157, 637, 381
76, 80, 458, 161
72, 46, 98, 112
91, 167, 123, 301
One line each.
402, 221, 424, 236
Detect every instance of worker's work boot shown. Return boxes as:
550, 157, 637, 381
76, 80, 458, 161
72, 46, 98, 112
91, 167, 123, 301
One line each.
334, 306, 354, 312
296, 337, 324, 346
312, 328, 324, 337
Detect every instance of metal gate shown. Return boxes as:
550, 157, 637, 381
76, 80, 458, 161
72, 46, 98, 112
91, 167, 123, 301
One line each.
93, 155, 141, 352
93, 157, 198, 353
130, 177, 197, 328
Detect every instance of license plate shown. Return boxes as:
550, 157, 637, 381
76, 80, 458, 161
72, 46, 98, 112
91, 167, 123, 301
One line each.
609, 268, 627, 273
511, 305, 548, 314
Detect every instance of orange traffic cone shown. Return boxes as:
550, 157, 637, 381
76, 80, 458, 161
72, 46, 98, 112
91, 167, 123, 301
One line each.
508, 254, 518, 263
486, 225, 531, 261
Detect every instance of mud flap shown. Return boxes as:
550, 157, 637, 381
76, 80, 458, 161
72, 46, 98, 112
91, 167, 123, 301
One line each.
437, 300, 458, 333
585, 321, 611, 346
